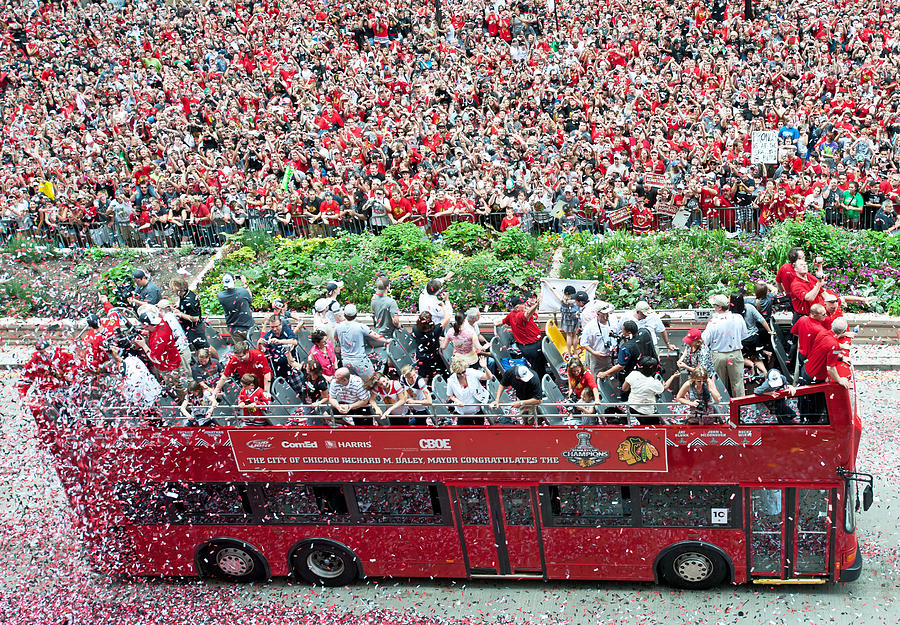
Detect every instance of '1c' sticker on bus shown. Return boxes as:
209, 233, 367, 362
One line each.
711, 508, 729, 524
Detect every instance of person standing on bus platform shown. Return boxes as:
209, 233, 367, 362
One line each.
499, 294, 547, 379
217, 273, 255, 341
702, 294, 749, 398
328, 367, 374, 425
128, 269, 161, 308
237, 373, 272, 427
775, 247, 805, 294
133, 304, 185, 403
579, 298, 617, 378
789, 259, 825, 323
213, 341, 273, 397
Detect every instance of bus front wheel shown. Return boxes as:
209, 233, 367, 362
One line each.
290, 540, 359, 586
658, 544, 729, 590
196, 539, 269, 583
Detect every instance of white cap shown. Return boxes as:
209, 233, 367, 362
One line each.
314, 298, 329, 313
222, 273, 236, 289
516, 365, 534, 382
343, 303, 358, 318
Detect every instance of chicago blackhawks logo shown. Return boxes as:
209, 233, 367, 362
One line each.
616, 436, 660, 465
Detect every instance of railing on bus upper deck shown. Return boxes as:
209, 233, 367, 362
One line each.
34, 394, 829, 429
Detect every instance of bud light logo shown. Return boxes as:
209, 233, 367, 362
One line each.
246, 438, 273, 451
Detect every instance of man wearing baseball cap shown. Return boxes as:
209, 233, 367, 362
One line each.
492, 364, 542, 424
217, 272, 255, 340
702, 294, 749, 398
622, 300, 676, 352
333, 303, 391, 380
579, 299, 617, 376
129, 269, 161, 307
134, 304, 185, 402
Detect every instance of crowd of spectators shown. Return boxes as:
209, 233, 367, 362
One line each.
17, 247, 861, 426
7, 0, 900, 247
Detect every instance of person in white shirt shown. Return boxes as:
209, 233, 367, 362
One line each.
622, 356, 665, 425
446, 354, 493, 425
579, 299, 618, 376
702, 294, 750, 398
618, 301, 676, 351
418, 271, 454, 326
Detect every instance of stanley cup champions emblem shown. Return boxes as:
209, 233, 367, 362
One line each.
561, 432, 610, 468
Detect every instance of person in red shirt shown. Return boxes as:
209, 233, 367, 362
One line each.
214, 340, 273, 396
134, 305, 185, 402
238, 373, 272, 426
500, 294, 546, 378
802, 317, 849, 384
17, 338, 76, 397
789, 259, 825, 320
500, 206, 520, 231
791, 303, 828, 361
798, 317, 851, 423
776, 247, 805, 293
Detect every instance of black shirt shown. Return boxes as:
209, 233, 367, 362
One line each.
303, 375, 328, 404
500, 367, 542, 401
177, 290, 203, 330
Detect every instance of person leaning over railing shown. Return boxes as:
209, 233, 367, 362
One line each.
212, 341, 273, 398
328, 367, 374, 426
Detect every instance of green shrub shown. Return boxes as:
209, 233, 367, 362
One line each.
376, 224, 434, 266
441, 222, 487, 255
493, 228, 541, 260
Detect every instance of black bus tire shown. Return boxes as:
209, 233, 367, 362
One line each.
196, 539, 269, 583
657, 544, 729, 590
290, 540, 359, 587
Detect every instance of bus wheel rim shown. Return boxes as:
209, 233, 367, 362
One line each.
217, 547, 254, 576
673, 553, 713, 582
307, 550, 345, 578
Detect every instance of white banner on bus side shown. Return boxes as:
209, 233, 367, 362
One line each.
539, 278, 598, 313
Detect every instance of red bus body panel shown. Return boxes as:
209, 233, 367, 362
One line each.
33, 384, 859, 584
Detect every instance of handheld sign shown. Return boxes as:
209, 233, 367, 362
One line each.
751, 130, 778, 164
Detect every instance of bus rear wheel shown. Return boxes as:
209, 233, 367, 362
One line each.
658, 545, 729, 590
290, 541, 358, 587
196, 539, 269, 583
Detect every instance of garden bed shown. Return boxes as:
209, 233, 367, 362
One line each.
0, 239, 212, 319
197, 215, 900, 318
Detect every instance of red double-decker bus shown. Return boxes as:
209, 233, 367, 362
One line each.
34, 381, 872, 589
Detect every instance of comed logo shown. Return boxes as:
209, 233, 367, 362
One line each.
419, 438, 451, 450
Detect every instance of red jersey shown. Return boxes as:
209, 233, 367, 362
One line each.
502, 309, 541, 345
776, 261, 797, 293
223, 349, 273, 387
147, 322, 181, 372
804, 331, 842, 381
791, 316, 827, 358
789, 272, 823, 316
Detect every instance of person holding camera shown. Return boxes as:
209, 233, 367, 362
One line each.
622, 356, 665, 425
789, 258, 826, 323
128, 269, 161, 307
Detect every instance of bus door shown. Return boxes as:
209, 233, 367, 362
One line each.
747, 487, 834, 581
450, 485, 544, 577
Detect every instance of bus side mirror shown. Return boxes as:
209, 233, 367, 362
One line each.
863, 484, 873, 511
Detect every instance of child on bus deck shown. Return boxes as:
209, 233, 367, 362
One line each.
238, 373, 272, 426
181, 380, 218, 427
